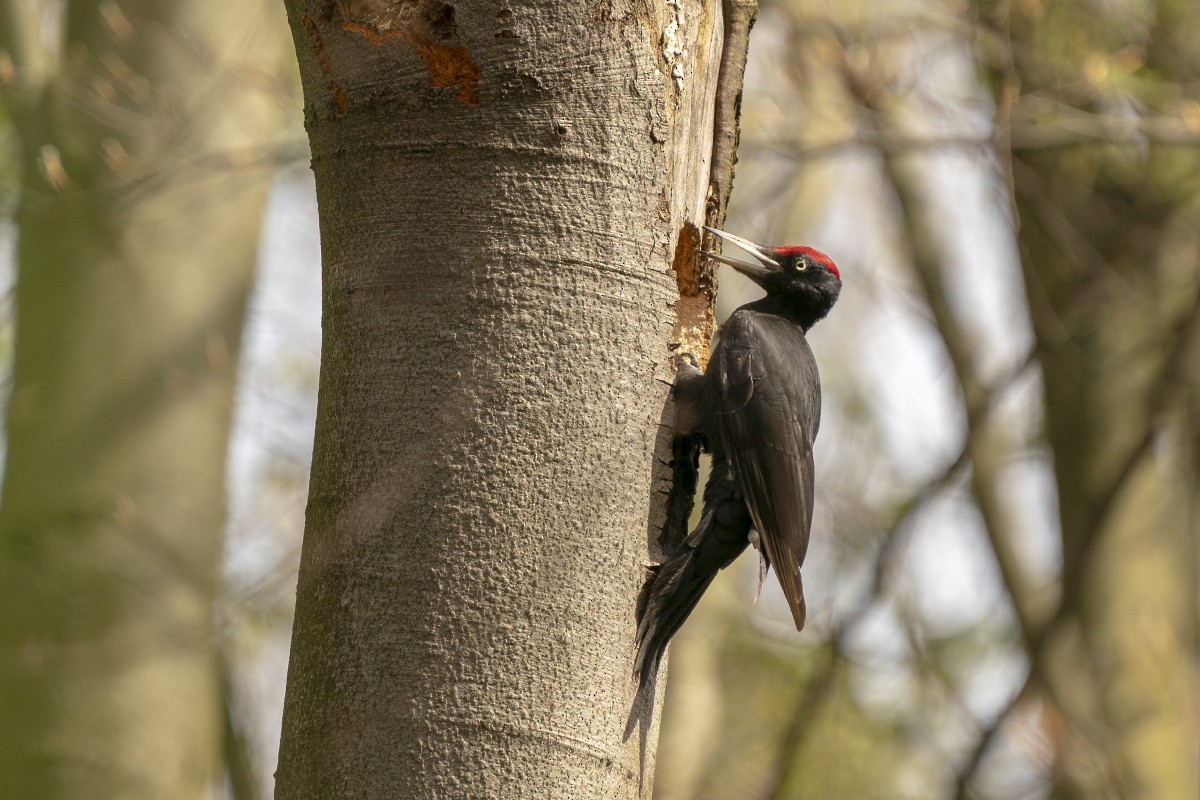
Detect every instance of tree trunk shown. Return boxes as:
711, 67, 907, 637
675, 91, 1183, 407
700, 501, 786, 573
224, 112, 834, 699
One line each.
993, 1, 1200, 795
0, 3, 286, 798
274, 1, 741, 797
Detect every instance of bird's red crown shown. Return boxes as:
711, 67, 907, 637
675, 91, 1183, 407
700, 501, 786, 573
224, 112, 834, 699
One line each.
773, 246, 840, 281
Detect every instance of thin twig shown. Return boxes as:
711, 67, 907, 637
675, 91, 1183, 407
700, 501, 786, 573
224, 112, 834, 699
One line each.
708, 0, 760, 228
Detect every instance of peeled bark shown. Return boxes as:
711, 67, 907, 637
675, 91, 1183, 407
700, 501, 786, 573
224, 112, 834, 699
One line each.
274, 1, 743, 797
0, 2, 286, 797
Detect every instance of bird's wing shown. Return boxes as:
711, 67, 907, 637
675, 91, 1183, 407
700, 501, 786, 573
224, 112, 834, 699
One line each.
712, 311, 821, 630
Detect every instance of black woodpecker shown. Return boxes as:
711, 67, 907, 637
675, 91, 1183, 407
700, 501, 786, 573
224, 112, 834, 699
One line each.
635, 227, 842, 686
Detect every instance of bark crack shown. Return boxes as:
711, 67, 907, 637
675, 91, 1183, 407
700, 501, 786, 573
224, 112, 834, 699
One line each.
671, 0, 757, 366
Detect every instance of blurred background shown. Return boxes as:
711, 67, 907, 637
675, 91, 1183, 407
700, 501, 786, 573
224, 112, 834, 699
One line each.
1, 0, 1196, 798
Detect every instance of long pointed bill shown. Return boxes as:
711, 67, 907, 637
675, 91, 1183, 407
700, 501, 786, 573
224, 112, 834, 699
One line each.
702, 226, 781, 281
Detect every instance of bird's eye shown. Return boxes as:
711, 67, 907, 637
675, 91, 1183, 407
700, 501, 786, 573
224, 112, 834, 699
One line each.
796, 259, 808, 272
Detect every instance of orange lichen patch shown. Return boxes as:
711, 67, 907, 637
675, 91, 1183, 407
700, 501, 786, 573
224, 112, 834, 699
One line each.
332, 83, 350, 116
413, 40, 479, 105
304, 14, 334, 76
343, 20, 477, 106
305, 15, 350, 116
343, 19, 480, 106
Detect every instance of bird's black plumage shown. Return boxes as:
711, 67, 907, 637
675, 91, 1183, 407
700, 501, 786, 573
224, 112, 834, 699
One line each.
635, 228, 841, 686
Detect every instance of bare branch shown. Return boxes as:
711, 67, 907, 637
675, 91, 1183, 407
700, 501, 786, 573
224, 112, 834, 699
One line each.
708, 0, 760, 228
742, 112, 1200, 164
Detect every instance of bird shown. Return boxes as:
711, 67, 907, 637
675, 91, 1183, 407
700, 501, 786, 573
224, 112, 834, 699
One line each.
634, 226, 841, 686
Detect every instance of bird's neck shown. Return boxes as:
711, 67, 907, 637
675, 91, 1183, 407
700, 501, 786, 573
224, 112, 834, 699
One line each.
744, 294, 828, 331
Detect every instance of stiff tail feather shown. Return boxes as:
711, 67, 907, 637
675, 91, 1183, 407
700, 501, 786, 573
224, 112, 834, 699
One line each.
633, 544, 719, 687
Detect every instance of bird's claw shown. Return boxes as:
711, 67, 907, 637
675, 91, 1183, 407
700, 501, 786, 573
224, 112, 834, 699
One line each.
673, 352, 701, 375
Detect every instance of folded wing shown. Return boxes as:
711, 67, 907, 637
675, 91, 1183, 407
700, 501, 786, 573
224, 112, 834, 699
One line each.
711, 311, 821, 630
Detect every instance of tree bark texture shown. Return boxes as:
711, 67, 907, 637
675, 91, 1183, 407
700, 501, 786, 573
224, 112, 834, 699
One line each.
274, 1, 735, 797
0, 3, 286, 798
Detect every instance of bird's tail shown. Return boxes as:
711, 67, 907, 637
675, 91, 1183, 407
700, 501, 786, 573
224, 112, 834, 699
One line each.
633, 538, 719, 687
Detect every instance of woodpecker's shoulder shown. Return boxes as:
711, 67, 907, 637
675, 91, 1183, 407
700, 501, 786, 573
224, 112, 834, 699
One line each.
721, 307, 815, 355
714, 307, 822, 435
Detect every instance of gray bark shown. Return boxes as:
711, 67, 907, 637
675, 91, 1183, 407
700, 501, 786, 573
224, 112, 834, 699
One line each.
274, 1, 734, 797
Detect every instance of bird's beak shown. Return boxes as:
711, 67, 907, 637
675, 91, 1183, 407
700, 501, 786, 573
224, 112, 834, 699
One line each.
701, 227, 782, 282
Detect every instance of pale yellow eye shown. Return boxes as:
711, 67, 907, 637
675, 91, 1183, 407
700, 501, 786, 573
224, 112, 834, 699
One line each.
797, 260, 808, 272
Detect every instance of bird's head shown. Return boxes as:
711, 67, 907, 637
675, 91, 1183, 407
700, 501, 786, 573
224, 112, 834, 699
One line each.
702, 227, 841, 328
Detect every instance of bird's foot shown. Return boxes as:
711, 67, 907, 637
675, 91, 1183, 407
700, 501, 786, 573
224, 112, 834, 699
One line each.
672, 352, 701, 378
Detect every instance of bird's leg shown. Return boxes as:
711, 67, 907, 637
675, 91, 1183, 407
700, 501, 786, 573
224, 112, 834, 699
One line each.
747, 527, 769, 603
660, 353, 706, 557
670, 352, 704, 435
